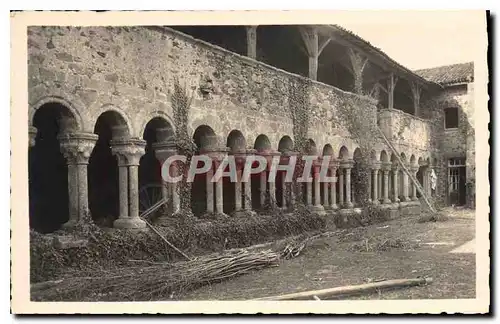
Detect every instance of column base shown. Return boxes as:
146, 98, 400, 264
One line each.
232, 209, 256, 217
309, 204, 326, 215
336, 208, 356, 228
113, 217, 147, 229
61, 219, 78, 229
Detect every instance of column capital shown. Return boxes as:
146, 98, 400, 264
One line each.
340, 159, 354, 169
152, 139, 178, 162
29, 126, 38, 147
111, 138, 146, 166
202, 146, 229, 162
382, 162, 392, 171
392, 162, 400, 171
58, 132, 98, 165
371, 161, 382, 170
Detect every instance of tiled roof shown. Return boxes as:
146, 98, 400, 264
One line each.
414, 62, 474, 85
326, 24, 442, 89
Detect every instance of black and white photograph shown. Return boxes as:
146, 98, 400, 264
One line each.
10, 10, 489, 314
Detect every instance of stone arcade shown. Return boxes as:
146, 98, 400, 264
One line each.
27, 25, 475, 233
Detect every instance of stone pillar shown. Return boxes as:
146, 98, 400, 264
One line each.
215, 167, 224, 214
170, 162, 181, 214
367, 166, 372, 203
206, 167, 214, 213
260, 170, 267, 208
234, 168, 243, 213
329, 164, 338, 210
299, 26, 319, 81
243, 150, 256, 212
311, 164, 325, 213
371, 163, 381, 205
281, 171, 287, 209
343, 161, 354, 209
323, 173, 329, 208
246, 26, 257, 60
153, 141, 177, 203
392, 164, 400, 203
382, 163, 391, 204
268, 171, 276, 209
306, 173, 313, 206
338, 168, 344, 207
411, 166, 419, 201
111, 138, 147, 229
402, 165, 410, 202
58, 132, 98, 228
29, 126, 37, 148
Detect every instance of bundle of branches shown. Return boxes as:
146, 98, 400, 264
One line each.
280, 231, 336, 260
31, 249, 279, 302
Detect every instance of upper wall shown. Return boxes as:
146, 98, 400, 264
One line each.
28, 26, 380, 156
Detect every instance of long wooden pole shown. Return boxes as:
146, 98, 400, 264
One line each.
252, 277, 433, 301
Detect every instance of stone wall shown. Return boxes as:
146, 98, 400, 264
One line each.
378, 108, 433, 162
28, 26, 377, 157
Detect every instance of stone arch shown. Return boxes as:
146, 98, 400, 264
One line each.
88, 110, 133, 227
278, 135, 294, 153
191, 125, 219, 217
338, 145, 349, 161
305, 139, 318, 155
226, 130, 247, 153
193, 125, 218, 152
380, 150, 389, 163
29, 101, 83, 233
139, 111, 176, 139
190, 118, 224, 147
410, 154, 417, 167
90, 104, 134, 138
29, 96, 84, 131
138, 117, 176, 216
322, 144, 334, 156
254, 134, 272, 152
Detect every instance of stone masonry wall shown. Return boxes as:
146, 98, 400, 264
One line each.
28, 26, 378, 157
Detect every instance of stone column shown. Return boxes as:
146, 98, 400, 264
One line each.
338, 168, 344, 207
215, 166, 224, 214
243, 150, 256, 212
367, 166, 372, 203
343, 161, 354, 209
268, 168, 277, 209
306, 171, 313, 206
234, 168, 243, 213
323, 172, 329, 208
411, 166, 419, 201
58, 133, 98, 228
382, 163, 391, 204
206, 167, 215, 214
170, 162, 181, 214
329, 163, 338, 210
392, 164, 400, 203
111, 138, 147, 229
281, 171, 287, 209
402, 165, 410, 202
312, 164, 325, 213
153, 141, 178, 209
371, 163, 381, 205
260, 170, 267, 208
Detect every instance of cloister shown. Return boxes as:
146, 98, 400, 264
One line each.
28, 99, 433, 233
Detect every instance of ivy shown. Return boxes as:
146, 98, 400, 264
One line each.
170, 77, 197, 219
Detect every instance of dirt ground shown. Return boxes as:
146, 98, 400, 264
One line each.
178, 207, 476, 301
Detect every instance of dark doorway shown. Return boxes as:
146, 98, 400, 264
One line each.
448, 158, 467, 206
29, 103, 74, 233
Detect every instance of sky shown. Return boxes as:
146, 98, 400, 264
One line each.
333, 11, 486, 70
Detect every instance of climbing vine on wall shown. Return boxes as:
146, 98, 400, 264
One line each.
331, 95, 380, 210
288, 78, 312, 208
170, 77, 197, 218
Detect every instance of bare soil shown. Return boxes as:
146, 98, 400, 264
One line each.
178, 207, 476, 300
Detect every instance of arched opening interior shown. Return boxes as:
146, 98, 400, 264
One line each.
379, 150, 389, 203
88, 111, 130, 227
29, 102, 78, 233
224, 130, 246, 214
277, 136, 294, 208
191, 125, 217, 217
139, 117, 174, 216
